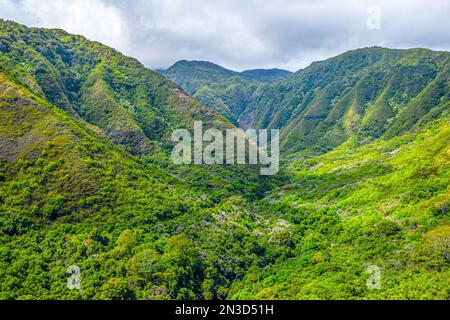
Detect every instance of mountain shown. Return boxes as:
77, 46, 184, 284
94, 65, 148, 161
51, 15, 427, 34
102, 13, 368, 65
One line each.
0, 21, 231, 155
231, 114, 450, 299
240, 68, 293, 82
156, 49, 450, 300
165, 49, 450, 157
0, 64, 281, 299
161, 60, 292, 124
0, 20, 449, 300
242, 47, 450, 155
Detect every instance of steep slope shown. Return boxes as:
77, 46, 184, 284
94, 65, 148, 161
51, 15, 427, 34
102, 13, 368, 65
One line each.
0, 19, 448, 301
162, 60, 292, 124
161, 49, 450, 300
242, 47, 450, 155
0, 21, 281, 300
240, 68, 293, 82
0, 59, 281, 300
0, 20, 231, 155
230, 113, 450, 299
162, 60, 240, 92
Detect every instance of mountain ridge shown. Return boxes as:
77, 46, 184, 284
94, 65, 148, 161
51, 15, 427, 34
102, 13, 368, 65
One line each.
0, 20, 448, 300
0, 20, 233, 155
161, 60, 292, 124
163, 47, 450, 156
161, 59, 293, 81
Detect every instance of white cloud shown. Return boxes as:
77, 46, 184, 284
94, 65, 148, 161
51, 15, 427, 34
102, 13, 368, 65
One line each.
0, 0, 449, 71
0, 0, 127, 51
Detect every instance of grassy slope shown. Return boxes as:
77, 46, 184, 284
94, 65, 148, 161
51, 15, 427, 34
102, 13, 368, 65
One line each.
0, 21, 448, 300
0, 20, 231, 155
162, 60, 292, 125
0, 69, 283, 299
230, 114, 450, 299
0, 23, 280, 300
245, 48, 450, 156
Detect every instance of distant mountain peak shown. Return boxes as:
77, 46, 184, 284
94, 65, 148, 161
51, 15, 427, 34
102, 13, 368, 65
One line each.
165, 60, 292, 82
240, 68, 293, 82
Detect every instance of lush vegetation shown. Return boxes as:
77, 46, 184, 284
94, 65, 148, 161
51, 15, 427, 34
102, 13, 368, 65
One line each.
230, 115, 449, 299
245, 47, 450, 156
162, 49, 450, 158
161, 60, 292, 125
0, 20, 448, 300
0, 20, 231, 155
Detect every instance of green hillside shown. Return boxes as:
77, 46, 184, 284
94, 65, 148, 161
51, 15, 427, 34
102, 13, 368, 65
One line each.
164, 50, 449, 157
244, 47, 450, 156
240, 68, 292, 83
0, 20, 279, 299
0, 21, 231, 155
162, 60, 292, 125
230, 114, 449, 299
0, 20, 448, 300
0, 70, 278, 299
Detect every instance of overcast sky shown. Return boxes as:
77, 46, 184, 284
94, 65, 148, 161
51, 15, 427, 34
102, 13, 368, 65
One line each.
1, 0, 449, 71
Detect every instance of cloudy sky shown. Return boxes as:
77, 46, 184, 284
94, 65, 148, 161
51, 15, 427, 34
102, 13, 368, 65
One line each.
0, 0, 449, 71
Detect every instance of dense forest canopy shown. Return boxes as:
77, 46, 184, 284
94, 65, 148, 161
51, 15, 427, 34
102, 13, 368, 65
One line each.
0, 20, 448, 300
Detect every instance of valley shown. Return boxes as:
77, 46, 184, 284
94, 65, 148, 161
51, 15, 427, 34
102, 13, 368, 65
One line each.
0, 20, 448, 300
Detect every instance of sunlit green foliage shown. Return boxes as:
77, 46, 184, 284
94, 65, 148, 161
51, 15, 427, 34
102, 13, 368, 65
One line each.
0, 20, 448, 300
162, 60, 292, 125
245, 47, 450, 156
